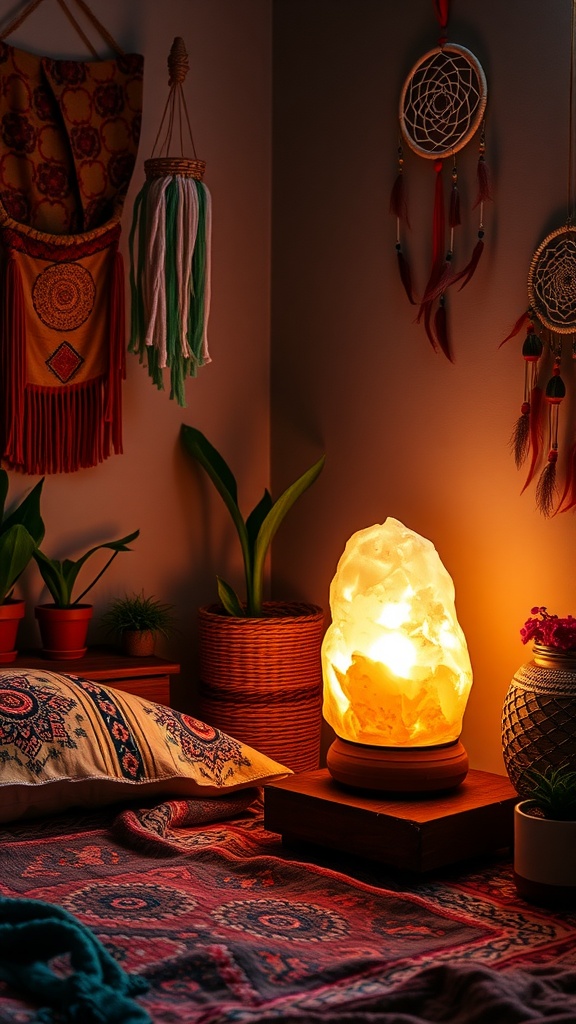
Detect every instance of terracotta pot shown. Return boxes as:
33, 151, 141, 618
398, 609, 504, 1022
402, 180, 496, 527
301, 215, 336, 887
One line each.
0, 599, 25, 664
121, 629, 156, 657
502, 644, 576, 796
198, 602, 325, 773
35, 604, 93, 659
514, 801, 576, 908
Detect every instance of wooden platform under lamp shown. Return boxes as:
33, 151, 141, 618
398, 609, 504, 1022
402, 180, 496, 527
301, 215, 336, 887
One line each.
264, 768, 518, 874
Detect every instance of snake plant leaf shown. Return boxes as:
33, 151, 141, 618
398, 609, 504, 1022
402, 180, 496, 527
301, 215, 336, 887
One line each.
216, 576, 245, 617
181, 424, 251, 580
246, 490, 273, 554
251, 455, 326, 613
0, 524, 37, 604
181, 424, 238, 507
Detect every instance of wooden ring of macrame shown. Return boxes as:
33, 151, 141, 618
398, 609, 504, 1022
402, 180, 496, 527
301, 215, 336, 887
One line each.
399, 43, 487, 159
528, 225, 576, 333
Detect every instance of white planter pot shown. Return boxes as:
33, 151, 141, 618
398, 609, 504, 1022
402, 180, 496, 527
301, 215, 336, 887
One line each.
514, 800, 576, 907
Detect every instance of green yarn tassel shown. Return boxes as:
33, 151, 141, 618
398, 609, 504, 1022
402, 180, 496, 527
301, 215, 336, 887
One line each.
128, 173, 211, 405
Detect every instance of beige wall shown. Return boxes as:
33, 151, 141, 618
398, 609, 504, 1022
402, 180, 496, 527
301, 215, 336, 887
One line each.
5, 0, 272, 711
271, 0, 576, 775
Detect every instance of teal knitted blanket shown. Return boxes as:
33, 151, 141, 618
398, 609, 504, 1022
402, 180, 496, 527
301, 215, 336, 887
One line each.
0, 896, 151, 1023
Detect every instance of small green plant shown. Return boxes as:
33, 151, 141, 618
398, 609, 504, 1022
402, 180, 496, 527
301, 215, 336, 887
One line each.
181, 424, 325, 617
522, 765, 576, 820
0, 470, 45, 604
34, 529, 140, 609
102, 591, 176, 639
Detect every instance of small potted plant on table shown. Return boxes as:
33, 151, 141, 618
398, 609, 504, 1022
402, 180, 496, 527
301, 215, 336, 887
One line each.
514, 766, 576, 908
181, 424, 326, 773
33, 529, 139, 659
101, 591, 176, 657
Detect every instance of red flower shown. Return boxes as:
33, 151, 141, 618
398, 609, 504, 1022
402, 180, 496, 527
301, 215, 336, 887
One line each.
520, 607, 576, 650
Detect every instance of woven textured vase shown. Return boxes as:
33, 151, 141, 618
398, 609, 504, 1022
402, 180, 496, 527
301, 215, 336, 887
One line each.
502, 644, 576, 796
198, 602, 325, 773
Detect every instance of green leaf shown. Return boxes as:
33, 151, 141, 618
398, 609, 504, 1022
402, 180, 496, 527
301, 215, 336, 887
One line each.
181, 424, 251, 595
33, 550, 69, 607
216, 576, 245, 617
0, 470, 8, 524
0, 524, 37, 603
34, 529, 140, 608
1, 477, 45, 546
251, 455, 325, 613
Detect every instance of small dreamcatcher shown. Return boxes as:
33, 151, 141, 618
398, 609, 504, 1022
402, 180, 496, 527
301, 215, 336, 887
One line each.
391, 0, 491, 361
501, 0, 576, 516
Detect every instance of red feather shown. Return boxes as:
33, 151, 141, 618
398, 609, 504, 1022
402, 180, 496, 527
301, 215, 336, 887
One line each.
397, 248, 416, 304
456, 238, 484, 291
521, 386, 545, 493
390, 172, 409, 226
473, 156, 493, 207
499, 311, 531, 348
449, 183, 461, 228
556, 440, 576, 512
433, 299, 454, 363
421, 299, 439, 353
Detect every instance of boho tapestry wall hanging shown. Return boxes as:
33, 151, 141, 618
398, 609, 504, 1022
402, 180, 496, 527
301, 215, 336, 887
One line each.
501, 0, 576, 517
129, 37, 211, 408
0, 0, 143, 474
391, 0, 491, 361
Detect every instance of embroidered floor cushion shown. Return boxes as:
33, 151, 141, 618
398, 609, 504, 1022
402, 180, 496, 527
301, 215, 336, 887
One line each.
0, 670, 291, 823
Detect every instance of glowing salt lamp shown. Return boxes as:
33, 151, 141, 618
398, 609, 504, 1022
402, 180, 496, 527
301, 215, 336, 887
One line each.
322, 518, 473, 793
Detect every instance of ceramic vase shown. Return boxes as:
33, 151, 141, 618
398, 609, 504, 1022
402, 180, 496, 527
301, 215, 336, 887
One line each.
502, 644, 576, 796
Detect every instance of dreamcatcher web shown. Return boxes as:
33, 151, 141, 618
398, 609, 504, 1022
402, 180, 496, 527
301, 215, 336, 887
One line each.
528, 227, 576, 333
400, 45, 487, 158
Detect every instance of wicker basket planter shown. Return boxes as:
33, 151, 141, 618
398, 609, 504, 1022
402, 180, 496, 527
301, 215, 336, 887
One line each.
198, 602, 325, 773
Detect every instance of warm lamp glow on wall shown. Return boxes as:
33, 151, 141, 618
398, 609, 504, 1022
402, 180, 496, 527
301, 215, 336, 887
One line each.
321, 518, 473, 793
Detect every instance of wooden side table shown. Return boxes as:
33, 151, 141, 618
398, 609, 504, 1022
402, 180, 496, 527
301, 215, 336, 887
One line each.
13, 646, 181, 706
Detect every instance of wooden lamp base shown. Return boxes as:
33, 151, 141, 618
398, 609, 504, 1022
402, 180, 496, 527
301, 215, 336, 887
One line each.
326, 737, 469, 793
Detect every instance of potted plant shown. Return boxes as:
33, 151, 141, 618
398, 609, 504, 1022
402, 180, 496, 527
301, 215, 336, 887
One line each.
33, 529, 139, 659
181, 424, 326, 772
514, 765, 576, 908
0, 470, 45, 662
101, 591, 176, 657
502, 607, 576, 794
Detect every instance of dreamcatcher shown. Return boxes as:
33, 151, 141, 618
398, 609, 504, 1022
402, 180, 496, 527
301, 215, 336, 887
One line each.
501, 0, 576, 517
391, 0, 491, 361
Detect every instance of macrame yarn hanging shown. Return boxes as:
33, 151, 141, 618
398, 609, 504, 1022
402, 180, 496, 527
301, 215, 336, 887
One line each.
501, 0, 576, 516
129, 37, 211, 407
391, 0, 491, 361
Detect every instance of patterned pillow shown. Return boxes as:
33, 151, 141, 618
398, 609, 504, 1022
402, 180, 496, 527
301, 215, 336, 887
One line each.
0, 670, 292, 823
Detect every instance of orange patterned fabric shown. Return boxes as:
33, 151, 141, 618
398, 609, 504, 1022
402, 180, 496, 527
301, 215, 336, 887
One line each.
0, 42, 143, 234
0, 42, 143, 473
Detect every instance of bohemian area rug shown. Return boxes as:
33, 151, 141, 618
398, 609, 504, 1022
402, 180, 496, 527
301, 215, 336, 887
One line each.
1, 797, 576, 1022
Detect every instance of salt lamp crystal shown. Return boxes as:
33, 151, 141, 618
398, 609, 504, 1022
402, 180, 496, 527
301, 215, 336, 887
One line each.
322, 518, 473, 748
